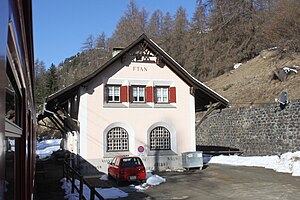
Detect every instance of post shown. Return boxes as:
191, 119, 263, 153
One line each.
90, 187, 95, 200
79, 176, 83, 200
63, 161, 65, 178
71, 171, 75, 193
65, 162, 69, 181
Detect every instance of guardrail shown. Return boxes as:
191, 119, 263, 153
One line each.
63, 160, 104, 200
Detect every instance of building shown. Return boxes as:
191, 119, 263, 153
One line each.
38, 34, 228, 172
0, 0, 36, 199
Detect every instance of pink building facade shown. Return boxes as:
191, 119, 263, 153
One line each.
39, 34, 228, 172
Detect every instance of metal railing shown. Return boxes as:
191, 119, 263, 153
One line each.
63, 160, 105, 200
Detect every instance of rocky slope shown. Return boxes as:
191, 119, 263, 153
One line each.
206, 49, 300, 108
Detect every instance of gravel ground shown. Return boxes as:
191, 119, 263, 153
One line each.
120, 164, 300, 200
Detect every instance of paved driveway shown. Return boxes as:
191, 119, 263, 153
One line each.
120, 164, 300, 200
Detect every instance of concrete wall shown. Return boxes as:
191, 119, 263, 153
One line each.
196, 99, 300, 156
85, 155, 183, 173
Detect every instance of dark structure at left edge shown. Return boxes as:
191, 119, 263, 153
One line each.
0, 0, 36, 199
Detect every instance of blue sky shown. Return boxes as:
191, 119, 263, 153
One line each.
33, 0, 197, 68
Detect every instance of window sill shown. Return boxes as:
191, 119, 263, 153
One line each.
154, 104, 176, 108
5, 118, 22, 137
147, 150, 177, 156
129, 103, 152, 108
103, 151, 131, 158
103, 103, 127, 108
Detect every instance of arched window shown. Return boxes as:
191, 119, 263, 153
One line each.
150, 126, 170, 150
107, 127, 128, 152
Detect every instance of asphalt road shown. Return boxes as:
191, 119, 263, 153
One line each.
120, 164, 300, 200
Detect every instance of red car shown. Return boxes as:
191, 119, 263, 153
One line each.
108, 156, 146, 184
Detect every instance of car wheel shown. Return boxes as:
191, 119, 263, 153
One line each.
116, 177, 122, 186
107, 173, 112, 179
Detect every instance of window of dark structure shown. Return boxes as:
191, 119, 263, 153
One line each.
5, 137, 15, 200
5, 63, 21, 126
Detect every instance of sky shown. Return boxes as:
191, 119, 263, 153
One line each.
32, 0, 198, 68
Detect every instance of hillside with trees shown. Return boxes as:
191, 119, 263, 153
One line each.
35, 0, 300, 112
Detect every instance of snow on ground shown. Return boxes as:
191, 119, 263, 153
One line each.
36, 138, 61, 149
146, 170, 153, 178
60, 170, 167, 199
133, 183, 149, 191
97, 187, 128, 199
146, 174, 166, 186
36, 138, 62, 159
209, 151, 300, 176
61, 178, 128, 200
233, 63, 242, 69
99, 174, 108, 181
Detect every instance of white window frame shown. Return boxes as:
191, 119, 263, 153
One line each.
150, 126, 171, 150
156, 87, 169, 103
107, 85, 121, 103
107, 127, 129, 152
132, 85, 145, 103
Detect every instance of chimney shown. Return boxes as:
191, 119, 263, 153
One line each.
112, 47, 124, 57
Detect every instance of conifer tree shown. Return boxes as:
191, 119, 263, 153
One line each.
170, 7, 190, 66
185, 0, 210, 80
160, 12, 174, 53
110, 0, 148, 47
146, 9, 163, 43
35, 59, 48, 111
46, 63, 59, 95
95, 32, 107, 50
81, 34, 95, 51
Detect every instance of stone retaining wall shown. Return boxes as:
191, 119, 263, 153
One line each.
196, 100, 300, 155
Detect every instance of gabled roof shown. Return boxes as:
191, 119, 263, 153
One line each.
44, 33, 228, 112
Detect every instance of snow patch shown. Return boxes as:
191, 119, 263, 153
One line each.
267, 46, 278, 51
233, 63, 242, 69
132, 171, 166, 192
99, 174, 108, 181
133, 183, 149, 191
209, 151, 300, 176
282, 67, 297, 74
146, 174, 166, 186
36, 146, 61, 159
96, 187, 128, 199
36, 138, 62, 159
146, 170, 153, 179
61, 178, 128, 199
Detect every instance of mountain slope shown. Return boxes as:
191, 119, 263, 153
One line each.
206, 50, 300, 108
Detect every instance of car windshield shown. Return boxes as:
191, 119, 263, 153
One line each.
121, 157, 143, 167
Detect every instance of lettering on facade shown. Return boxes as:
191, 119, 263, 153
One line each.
133, 66, 148, 72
